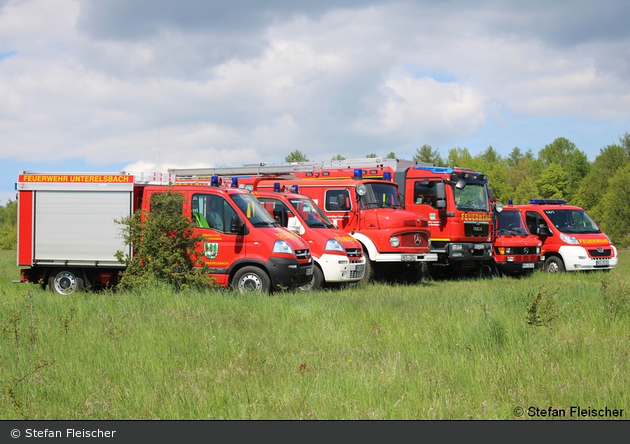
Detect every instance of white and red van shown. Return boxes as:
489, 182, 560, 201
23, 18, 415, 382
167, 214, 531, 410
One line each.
514, 199, 617, 273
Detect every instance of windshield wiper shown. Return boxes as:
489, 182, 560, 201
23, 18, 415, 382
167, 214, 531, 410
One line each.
252, 221, 278, 227
498, 228, 522, 235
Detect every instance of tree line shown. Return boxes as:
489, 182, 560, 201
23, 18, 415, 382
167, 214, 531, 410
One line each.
285, 133, 630, 247
1, 134, 628, 251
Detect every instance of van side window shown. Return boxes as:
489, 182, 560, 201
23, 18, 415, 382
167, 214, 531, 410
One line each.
525, 211, 549, 236
257, 198, 289, 227
192, 194, 237, 234
413, 181, 438, 208
325, 189, 351, 211
149, 192, 185, 216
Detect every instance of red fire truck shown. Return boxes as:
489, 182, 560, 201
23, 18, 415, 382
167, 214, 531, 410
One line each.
15, 172, 313, 294
251, 185, 366, 290
514, 199, 618, 273
169, 165, 436, 285
492, 202, 543, 276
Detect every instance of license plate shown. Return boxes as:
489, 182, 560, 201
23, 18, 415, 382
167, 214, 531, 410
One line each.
596, 259, 609, 266
522, 263, 535, 269
306, 267, 314, 275
354, 264, 365, 273
401, 255, 417, 261
474, 244, 484, 250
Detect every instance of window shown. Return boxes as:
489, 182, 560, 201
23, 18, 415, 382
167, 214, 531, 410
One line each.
192, 193, 237, 233
525, 211, 549, 236
325, 189, 351, 212
413, 181, 438, 208
150, 191, 184, 216
453, 183, 489, 212
230, 193, 277, 227
543, 209, 601, 234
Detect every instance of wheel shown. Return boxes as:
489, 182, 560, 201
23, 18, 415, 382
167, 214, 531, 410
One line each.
357, 259, 375, 286
232, 266, 271, 293
544, 256, 565, 273
299, 265, 324, 291
49, 270, 84, 296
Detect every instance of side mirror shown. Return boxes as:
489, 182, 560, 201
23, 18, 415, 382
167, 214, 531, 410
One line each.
435, 182, 446, 210
538, 224, 550, 236
230, 216, 245, 234
455, 179, 466, 190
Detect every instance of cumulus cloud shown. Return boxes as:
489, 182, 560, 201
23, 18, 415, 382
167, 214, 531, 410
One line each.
1, 0, 630, 181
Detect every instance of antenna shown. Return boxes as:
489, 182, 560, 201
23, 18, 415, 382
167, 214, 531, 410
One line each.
157, 130, 162, 172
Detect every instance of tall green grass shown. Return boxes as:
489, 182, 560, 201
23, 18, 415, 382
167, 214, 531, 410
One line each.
1, 250, 628, 419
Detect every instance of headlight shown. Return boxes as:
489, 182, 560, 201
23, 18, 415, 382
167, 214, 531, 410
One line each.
452, 244, 463, 251
272, 240, 294, 255
325, 239, 345, 253
390, 236, 400, 247
560, 233, 579, 245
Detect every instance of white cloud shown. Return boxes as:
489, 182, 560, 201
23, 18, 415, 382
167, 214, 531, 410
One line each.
1, 0, 630, 180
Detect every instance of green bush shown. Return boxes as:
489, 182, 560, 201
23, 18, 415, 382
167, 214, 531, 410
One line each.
115, 189, 217, 291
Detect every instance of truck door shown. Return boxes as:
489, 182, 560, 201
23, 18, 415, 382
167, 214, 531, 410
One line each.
190, 192, 245, 286
323, 188, 353, 229
525, 211, 551, 237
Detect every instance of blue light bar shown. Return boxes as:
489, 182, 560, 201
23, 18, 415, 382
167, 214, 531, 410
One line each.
383, 171, 392, 181
353, 169, 363, 180
529, 198, 567, 205
211, 175, 219, 187
413, 166, 453, 174
274, 182, 281, 192
291, 184, 299, 193
231, 177, 238, 188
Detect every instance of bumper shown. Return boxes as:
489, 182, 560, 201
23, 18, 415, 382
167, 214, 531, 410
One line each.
559, 245, 618, 271
495, 260, 544, 274
317, 253, 366, 283
445, 242, 493, 261
266, 257, 314, 290
373, 252, 438, 263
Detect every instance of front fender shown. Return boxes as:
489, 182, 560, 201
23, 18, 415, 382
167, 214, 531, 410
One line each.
351, 232, 378, 261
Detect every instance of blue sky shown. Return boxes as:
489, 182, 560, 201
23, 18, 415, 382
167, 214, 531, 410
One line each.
1, 0, 630, 205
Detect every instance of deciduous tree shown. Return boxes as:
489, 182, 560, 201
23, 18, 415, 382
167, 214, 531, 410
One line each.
285, 150, 309, 162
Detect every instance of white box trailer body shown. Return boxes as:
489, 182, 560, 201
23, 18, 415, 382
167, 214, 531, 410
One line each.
17, 173, 136, 268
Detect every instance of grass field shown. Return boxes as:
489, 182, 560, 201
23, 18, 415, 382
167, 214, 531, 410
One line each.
1, 250, 629, 420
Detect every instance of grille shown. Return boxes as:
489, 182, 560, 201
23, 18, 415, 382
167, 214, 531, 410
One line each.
399, 232, 427, 248
464, 222, 489, 237
345, 248, 362, 258
349, 269, 364, 279
299, 264, 313, 285
516, 254, 538, 262
295, 249, 311, 260
588, 249, 612, 257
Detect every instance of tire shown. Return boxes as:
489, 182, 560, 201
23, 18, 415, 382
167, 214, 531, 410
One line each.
49, 270, 84, 296
299, 265, 324, 291
357, 259, 375, 286
232, 266, 271, 294
544, 256, 565, 273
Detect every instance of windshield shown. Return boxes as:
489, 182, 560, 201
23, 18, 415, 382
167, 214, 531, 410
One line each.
497, 210, 529, 235
288, 198, 335, 229
360, 183, 402, 209
543, 209, 601, 234
230, 193, 279, 227
454, 183, 489, 212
